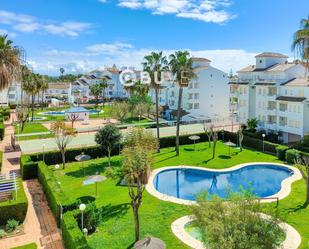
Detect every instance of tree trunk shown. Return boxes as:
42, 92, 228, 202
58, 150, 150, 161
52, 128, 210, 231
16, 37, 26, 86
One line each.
31, 94, 35, 121
175, 87, 183, 156
41, 90, 44, 110
155, 88, 160, 153
61, 150, 66, 169
133, 205, 140, 242
108, 148, 111, 167
212, 141, 217, 159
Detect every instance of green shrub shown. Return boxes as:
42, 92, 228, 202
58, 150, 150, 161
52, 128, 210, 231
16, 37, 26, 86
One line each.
6, 219, 19, 232
0, 121, 4, 140
0, 229, 6, 238
37, 162, 77, 221
0, 179, 28, 225
286, 149, 300, 164
20, 155, 38, 180
61, 211, 89, 249
276, 145, 289, 161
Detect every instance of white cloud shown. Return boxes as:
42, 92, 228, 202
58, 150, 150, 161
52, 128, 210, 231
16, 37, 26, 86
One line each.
111, 0, 235, 23
0, 10, 92, 37
0, 28, 17, 38
31, 41, 257, 75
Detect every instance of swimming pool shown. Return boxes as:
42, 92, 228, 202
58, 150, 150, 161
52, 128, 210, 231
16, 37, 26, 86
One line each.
153, 164, 294, 201
39, 109, 102, 116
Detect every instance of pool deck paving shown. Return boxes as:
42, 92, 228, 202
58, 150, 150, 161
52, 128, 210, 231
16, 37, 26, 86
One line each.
0, 112, 64, 249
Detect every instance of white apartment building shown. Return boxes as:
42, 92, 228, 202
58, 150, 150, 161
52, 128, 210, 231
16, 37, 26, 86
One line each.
150, 57, 230, 122
45, 82, 73, 102
0, 81, 22, 105
74, 65, 130, 102
230, 52, 308, 143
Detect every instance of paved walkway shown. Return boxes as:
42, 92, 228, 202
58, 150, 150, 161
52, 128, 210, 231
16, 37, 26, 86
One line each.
20, 121, 240, 154
0, 112, 64, 249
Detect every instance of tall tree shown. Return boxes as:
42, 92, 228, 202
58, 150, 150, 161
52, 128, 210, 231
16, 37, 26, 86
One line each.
51, 121, 76, 169
112, 101, 130, 123
95, 124, 121, 167
0, 35, 20, 90
122, 128, 158, 242
99, 77, 108, 107
40, 77, 48, 109
59, 67, 65, 77
169, 51, 196, 156
90, 83, 102, 109
292, 17, 309, 68
20, 65, 32, 108
142, 52, 168, 153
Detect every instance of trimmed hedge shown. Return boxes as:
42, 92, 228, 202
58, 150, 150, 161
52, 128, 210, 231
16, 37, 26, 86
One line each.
276, 145, 289, 161
286, 149, 300, 164
0, 178, 28, 225
20, 155, 38, 180
61, 210, 89, 249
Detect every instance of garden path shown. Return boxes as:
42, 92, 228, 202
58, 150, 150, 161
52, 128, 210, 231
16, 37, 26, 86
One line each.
0, 112, 64, 249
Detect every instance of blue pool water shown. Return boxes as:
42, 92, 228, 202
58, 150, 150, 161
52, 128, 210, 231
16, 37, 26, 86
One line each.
154, 165, 293, 200
43, 110, 101, 116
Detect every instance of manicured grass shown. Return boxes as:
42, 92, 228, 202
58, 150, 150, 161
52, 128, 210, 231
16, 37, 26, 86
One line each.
50, 141, 293, 249
263, 180, 309, 249
153, 141, 281, 169
14, 123, 53, 141
10, 243, 37, 249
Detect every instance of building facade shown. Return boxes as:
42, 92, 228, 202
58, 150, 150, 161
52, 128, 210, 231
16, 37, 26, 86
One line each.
150, 57, 230, 122
74, 66, 130, 102
230, 52, 308, 143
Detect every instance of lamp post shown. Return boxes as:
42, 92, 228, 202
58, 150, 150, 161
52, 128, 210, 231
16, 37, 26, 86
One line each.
262, 133, 266, 152
42, 144, 45, 163
55, 164, 60, 170
16, 124, 20, 142
79, 203, 86, 231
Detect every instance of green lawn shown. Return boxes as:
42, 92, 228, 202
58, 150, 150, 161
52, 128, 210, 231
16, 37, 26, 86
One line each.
47, 141, 309, 249
14, 123, 53, 141
10, 243, 37, 249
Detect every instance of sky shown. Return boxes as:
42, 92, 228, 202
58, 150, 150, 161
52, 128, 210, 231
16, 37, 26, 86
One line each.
0, 0, 308, 75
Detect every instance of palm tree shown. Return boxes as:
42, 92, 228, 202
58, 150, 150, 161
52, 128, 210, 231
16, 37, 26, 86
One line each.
99, 77, 108, 107
134, 80, 149, 97
20, 65, 32, 108
0, 35, 20, 90
292, 17, 309, 68
142, 52, 168, 153
169, 51, 195, 156
23, 73, 41, 121
60, 67, 65, 76
40, 77, 48, 109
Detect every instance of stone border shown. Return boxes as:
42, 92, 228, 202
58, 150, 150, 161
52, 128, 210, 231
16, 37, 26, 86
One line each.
146, 162, 302, 205
171, 215, 301, 249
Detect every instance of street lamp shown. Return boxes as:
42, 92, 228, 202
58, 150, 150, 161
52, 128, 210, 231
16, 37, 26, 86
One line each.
262, 133, 266, 152
42, 144, 45, 163
55, 164, 60, 170
79, 203, 86, 231
16, 124, 20, 142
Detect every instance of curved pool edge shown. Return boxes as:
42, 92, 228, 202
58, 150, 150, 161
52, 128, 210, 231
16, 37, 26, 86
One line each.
171, 215, 301, 249
146, 162, 302, 205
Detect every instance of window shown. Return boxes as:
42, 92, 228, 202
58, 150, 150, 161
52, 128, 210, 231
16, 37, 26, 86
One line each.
258, 88, 262, 95
194, 93, 199, 99
194, 103, 199, 109
259, 60, 262, 63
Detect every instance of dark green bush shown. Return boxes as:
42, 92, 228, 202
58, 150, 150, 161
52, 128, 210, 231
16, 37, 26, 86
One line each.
0, 122, 4, 140
0, 179, 28, 225
20, 155, 38, 180
61, 210, 90, 249
286, 149, 300, 164
276, 145, 289, 161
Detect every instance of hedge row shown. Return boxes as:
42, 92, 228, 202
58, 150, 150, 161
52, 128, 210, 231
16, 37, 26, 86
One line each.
37, 162, 76, 219
0, 178, 28, 225
276, 145, 289, 161
21, 130, 285, 181
61, 210, 89, 249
